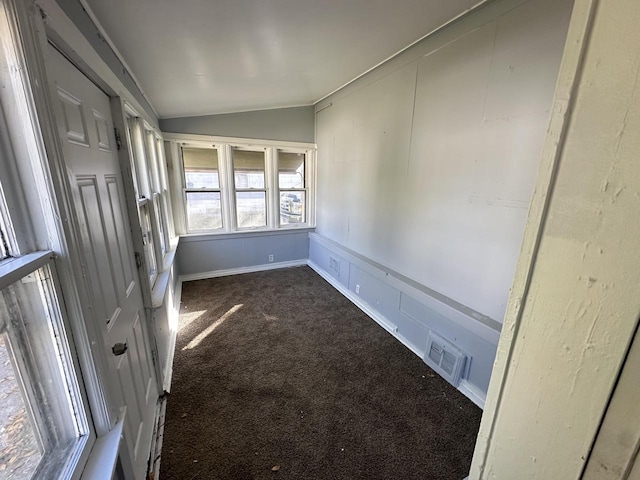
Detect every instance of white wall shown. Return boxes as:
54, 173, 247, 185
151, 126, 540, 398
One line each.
315, 0, 574, 322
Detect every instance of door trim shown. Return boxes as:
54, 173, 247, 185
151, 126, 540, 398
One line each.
470, 0, 598, 476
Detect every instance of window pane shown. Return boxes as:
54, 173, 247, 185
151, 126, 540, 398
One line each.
186, 192, 222, 231
140, 204, 157, 281
236, 192, 266, 228
0, 219, 9, 259
146, 133, 161, 194
0, 266, 88, 479
153, 195, 166, 257
278, 152, 305, 189
233, 150, 264, 189
127, 119, 151, 199
183, 148, 219, 189
157, 139, 168, 190
279, 191, 305, 225
0, 334, 41, 478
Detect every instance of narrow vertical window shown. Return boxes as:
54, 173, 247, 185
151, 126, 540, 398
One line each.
278, 152, 306, 225
183, 147, 223, 231
233, 150, 266, 229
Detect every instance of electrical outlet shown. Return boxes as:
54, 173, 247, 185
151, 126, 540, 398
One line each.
355, 284, 360, 294
268, 254, 274, 262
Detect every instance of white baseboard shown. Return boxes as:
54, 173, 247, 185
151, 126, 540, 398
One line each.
459, 379, 486, 409
179, 259, 308, 283
308, 260, 486, 410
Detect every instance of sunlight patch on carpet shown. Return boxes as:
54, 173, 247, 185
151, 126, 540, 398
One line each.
179, 310, 207, 331
183, 304, 244, 350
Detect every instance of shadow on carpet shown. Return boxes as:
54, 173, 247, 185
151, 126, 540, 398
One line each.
161, 266, 482, 480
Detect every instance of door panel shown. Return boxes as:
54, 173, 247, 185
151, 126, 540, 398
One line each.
46, 44, 157, 480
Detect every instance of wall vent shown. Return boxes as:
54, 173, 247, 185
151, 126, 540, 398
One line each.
329, 256, 340, 276
423, 331, 467, 387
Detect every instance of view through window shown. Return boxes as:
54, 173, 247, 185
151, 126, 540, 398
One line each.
0, 265, 88, 479
233, 150, 266, 229
0, 223, 9, 260
278, 152, 305, 225
178, 143, 312, 233
183, 147, 222, 231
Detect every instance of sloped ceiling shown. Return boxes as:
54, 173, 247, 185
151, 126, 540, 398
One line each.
83, 0, 482, 118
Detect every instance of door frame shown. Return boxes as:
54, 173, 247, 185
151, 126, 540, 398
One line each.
470, 0, 640, 477
471, 0, 598, 473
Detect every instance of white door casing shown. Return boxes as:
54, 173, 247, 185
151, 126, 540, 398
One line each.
583, 322, 640, 480
45, 44, 157, 480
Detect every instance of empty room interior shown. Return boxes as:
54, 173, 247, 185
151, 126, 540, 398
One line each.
0, 0, 639, 478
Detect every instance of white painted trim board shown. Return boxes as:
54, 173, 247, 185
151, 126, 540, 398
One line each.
162, 279, 182, 393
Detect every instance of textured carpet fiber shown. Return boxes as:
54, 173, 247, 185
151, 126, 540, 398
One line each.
161, 266, 482, 480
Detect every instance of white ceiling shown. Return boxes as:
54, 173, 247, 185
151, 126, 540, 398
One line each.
83, 0, 481, 118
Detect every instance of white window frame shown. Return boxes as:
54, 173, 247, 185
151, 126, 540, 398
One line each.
123, 115, 174, 288
231, 146, 269, 231
182, 145, 225, 233
276, 148, 309, 227
164, 133, 316, 236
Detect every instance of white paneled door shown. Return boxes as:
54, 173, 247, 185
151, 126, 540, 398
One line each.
46, 44, 157, 479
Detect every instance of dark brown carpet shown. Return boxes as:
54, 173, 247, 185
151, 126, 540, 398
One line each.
161, 266, 481, 480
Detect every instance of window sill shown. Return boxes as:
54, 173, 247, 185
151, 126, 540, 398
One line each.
0, 250, 54, 290
180, 226, 315, 243
151, 246, 178, 309
80, 411, 124, 480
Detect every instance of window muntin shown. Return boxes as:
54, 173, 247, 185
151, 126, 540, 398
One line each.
0, 264, 89, 479
233, 150, 266, 229
278, 152, 306, 225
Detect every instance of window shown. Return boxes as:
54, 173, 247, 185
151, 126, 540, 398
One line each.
145, 132, 167, 258
171, 137, 315, 234
233, 149, 266, 229
183, 147, 223, 231
0, 263, 89, 479
278, 151, 306, 225
125, 116, 173, 286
